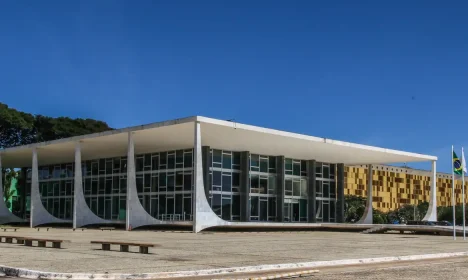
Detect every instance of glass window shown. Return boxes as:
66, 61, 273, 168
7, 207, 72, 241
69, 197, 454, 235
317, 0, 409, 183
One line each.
301, 179, 308, 197
223, 153, 232, 169
151, 175, 158, 192
259, 177, 268, 194
168, 153, 175, 169
269, 157, 276, 173
159, 173, 167, 187
232, 195, 240, 217
184, 174, 192, 191
323, 165, 330, 178
285, 159, 292, 175
152, 156, 159, 170
160, 152, 167, 167
285, 179, 293, 195
167, 174, 175, 191
222, 197, 231, 221
250, 175, 259, 193
316, 180, 322, 195
213, 150, 222, 164
250, 196, 259, 219
301, 161, 307, 176
176, 150, 184, 164
293, 180, 301, 196
184, 152, 192, 168
176, 172, 183, 186
232, 152, 241, 168
251, 154, 259, 169
212, 194, 222, 216
293, 161, 301, 176
213, 171, 222, 186
232, 172, 240, 187
268, 176, 276, 194
268, 197, 276, 219
260, 158, 268, 173
323, 182, 330, 198
222, 175, 231, 192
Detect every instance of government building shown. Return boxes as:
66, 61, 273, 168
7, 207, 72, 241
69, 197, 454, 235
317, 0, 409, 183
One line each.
0, 116, 441, 232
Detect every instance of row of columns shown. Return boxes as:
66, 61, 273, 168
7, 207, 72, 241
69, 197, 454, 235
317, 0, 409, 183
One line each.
0, 122, 439, 231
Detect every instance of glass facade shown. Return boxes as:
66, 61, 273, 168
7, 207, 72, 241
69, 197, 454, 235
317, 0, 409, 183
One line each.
208, 149, 241, 221
82, 156, 127, 221
37, 164, 75, 220
25, 145, 338, 224
316, 162, 337, 222
135, 149, 193, 221
250, 154, 277, 221
284, 158, 308, 222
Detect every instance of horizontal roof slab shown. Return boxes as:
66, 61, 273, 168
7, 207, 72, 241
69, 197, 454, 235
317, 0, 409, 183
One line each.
0, 116, 436, 167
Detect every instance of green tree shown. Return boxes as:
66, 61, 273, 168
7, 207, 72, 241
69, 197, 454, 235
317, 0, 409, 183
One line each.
0, 102, 113, 149
2, 168, 17, 209
344, 195, 366, 223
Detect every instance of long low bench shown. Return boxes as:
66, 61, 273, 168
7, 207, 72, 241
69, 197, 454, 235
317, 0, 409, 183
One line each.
0, 236, 63, 248
1, 228, 19, 232
22, 238, 64, 249
91, 240, 156, 254
0, 236, 24, 244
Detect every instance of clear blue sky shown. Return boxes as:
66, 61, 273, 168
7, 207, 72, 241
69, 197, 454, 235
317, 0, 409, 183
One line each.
1, 1, 467, 172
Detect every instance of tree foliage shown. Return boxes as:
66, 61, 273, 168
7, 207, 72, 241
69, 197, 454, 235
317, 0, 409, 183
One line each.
2, 168, 17, 209
0, 102, 113, 149
344, 195, 435, 224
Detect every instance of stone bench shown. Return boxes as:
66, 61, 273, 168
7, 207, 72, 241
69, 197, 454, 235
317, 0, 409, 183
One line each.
22, 237, 63, 249
91, 240, 156, 254
0, 235, 24, 244
1, 228, 19, 232
99, 227, 115, 231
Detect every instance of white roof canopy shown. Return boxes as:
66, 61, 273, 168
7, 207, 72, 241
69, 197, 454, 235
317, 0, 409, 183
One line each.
0, 116, 436, 167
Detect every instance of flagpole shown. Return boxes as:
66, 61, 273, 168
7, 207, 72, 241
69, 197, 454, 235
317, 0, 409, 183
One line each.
452, 145, 456, 240
463, 147, 466, 240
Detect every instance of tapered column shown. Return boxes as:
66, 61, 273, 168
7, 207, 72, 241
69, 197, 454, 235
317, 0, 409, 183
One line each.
276, 156, 285, 222
202, 146, 211, 202
357, 165, 373, 224
193, 121, 229, 232
73, 141, 111, 228
126, 132, 136, 230
30, 148, 68, 227
126, 132, 165, 230
240, 151, 250, 221
335, 163, 345, 223
307, 160, 317, 223
30, 148, 38, 228
73, 143, 81, 229
423, 161, 437, 221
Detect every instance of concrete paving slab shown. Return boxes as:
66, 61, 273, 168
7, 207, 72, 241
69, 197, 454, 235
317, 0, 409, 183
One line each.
1, 228, 468, 274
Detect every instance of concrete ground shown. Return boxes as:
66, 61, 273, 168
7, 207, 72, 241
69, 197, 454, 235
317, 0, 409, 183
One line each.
302, 256, 468, 280
0, 228, 468, 274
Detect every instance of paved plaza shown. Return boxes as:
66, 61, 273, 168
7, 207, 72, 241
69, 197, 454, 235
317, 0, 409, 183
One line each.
0, 228, 468, 274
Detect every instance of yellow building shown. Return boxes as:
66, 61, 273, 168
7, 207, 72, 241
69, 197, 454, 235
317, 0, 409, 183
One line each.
346, 164, 467, 212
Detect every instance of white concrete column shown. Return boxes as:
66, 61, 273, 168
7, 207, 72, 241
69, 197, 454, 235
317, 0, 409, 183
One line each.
357, 164, 373, 224
126, 132, 136, 230
423, 160, 437, 221
30, 148, 68, 227
73, 142, 81, 229
125, 131, 164, 230
73, 142, 111, 228
30, 148, 38, 228
193, 121, 228, 233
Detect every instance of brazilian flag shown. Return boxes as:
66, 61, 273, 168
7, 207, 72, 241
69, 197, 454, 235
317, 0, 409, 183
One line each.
453, 151, 463, 175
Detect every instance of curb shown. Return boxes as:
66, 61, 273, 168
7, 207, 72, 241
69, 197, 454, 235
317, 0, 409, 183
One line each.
2, 251, 468, 279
